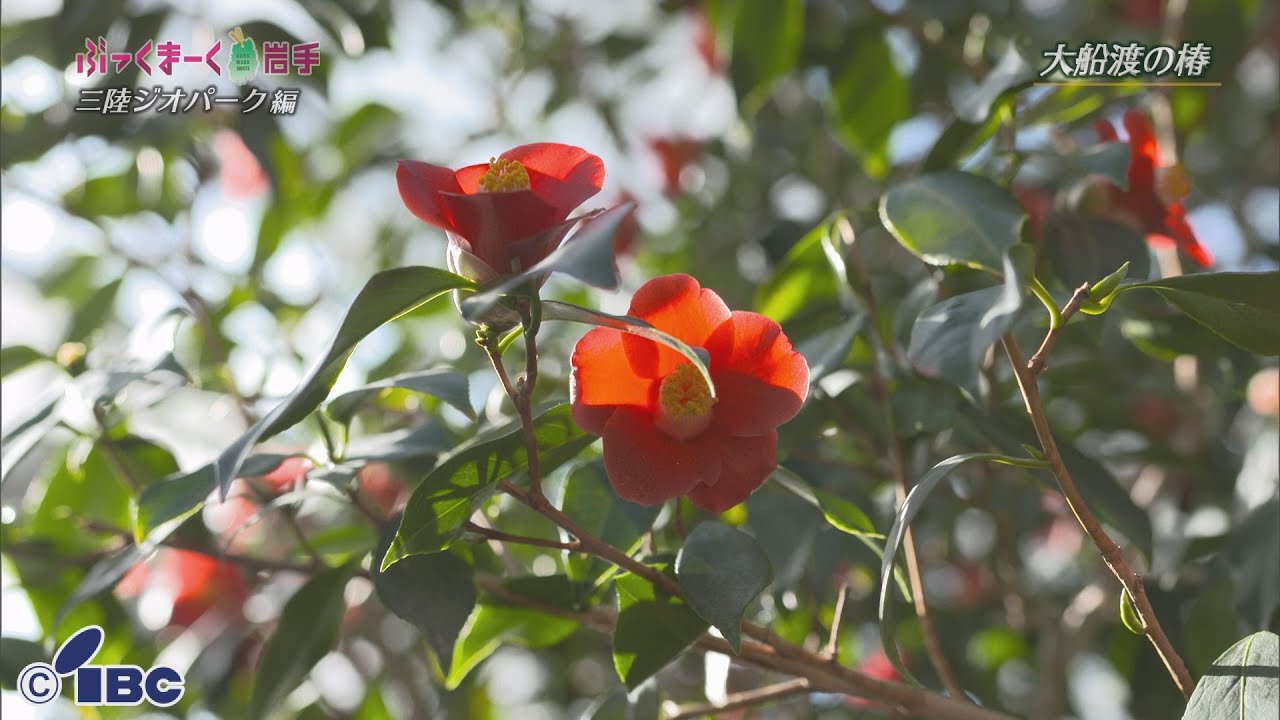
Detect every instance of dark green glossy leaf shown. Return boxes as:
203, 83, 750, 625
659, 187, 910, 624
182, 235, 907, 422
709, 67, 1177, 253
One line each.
556, 460, 660, 593
384, 404, 593, 568
1045, 213, 1150, 291
831, 32, 910, 178
881, 171, 1027, 273
446, 575, 579, 689
675, 522, 772, 653
720, 0, 804, 110
907, 245, 1032, 398
772, 468, 875, 537
250, 563, 357, 718
879, 452, 1048, 685
372, 522, 475, 677
324, 369, 474, 424
134, 464, 216, 538
1181, 631, 1279, 720
215, 266, 475, 496
1117, 272, 1280, 355
1224, 498, 1280, 630
0, 637, 48, 689
613, 566, 707, 689
755, 215, 855, 324
1064, 142, 1131, 190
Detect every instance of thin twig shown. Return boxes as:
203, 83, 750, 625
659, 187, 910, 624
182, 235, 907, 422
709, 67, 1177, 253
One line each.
463, 521, 582, 552
1002, 335, 1194, 697
849, 236, 970, 702
1026, 283, 1092, 376
824, 582, 850, 661
664, 678, 812, 720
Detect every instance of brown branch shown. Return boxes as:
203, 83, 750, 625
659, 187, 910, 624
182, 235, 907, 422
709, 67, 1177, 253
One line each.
463, 521, 581, 552
1002, 335, 1194, 698
1026, 282, 1092, 376
664, 678, 812, 720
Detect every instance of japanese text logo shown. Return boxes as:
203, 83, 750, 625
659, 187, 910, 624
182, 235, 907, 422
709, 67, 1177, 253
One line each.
16, 626, 184, 707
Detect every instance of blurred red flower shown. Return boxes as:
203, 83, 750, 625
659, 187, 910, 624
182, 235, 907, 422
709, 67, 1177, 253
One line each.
254, 456, 312, 495
1093, 111, 1212, 267
396, 143, 605, 281
570, 274, 808, 512
117, 548, 250, 629
213, 129, 269, 199
650, 137, 703, 195
356, 462, 407, 517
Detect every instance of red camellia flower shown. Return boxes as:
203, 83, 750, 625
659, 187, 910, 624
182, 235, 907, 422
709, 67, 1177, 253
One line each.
1093, 111, 1212, 267
396, 143, 605, 281
116, 548, 250, 629
570, 274, 809, 512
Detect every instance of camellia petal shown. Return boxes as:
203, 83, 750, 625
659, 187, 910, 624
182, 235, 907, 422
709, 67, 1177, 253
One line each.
438, 190, 564, 272
601, 407, 721, 505
500, 143, 606, 213
396, 160, 463, 230
622, 273, 732, 377
686, 431, 778, 512
705, 311, 809, 431
570, 327, 656, 435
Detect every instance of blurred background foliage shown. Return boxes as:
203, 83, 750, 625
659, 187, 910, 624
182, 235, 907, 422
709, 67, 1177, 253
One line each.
0, 0, 1277, 718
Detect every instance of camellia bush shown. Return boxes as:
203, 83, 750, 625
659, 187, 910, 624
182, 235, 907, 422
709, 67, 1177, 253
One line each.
1, 1, 1277, 719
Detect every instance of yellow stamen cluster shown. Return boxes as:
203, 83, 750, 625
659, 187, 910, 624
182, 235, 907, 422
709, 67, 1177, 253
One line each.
477, 157, 531, 193
656, 363, 715, 440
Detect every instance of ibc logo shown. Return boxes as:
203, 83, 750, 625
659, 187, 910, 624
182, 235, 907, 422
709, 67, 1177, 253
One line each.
16, 626, 184, 707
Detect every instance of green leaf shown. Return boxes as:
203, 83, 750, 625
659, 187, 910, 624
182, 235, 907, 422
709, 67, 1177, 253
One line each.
541, 300, 716, 398
772, 468, 875, 537
1224, 498, 1280, 630
879, 452, 1048, 685
720, 0, 804, 111
384, 404, 593, 568
830, 32, 910, 178
1044, 213, 1150, 292
961, 406, 1153, 559
907, 245, 1032, 398
922, 47, 1032, 172
1079, 261, 1132, 315
214, 266, 475, 496
0, 345, 46, 377
755, 215, 855, 324
0, 637, 48, 689
675, 522, 772, 654
1, 393, 62, 486
1181, 631, 1279, 720
250, 563, 358, 718
613, 566, 708, 689
1064, 142, 1132, 190
324, 369, 474, 424
796, 314, 864, 384
458, 203, 633, 323
1116, 272, 1280, 355
1120, 589, 1144, 635
447, 575, 579, 689
134, 464, 216, 538
372, 522, 475, 677
56, 544, 150, 628
880, 171, 1027, 273
556, 460, 661, 593
66, 279, 122, 342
